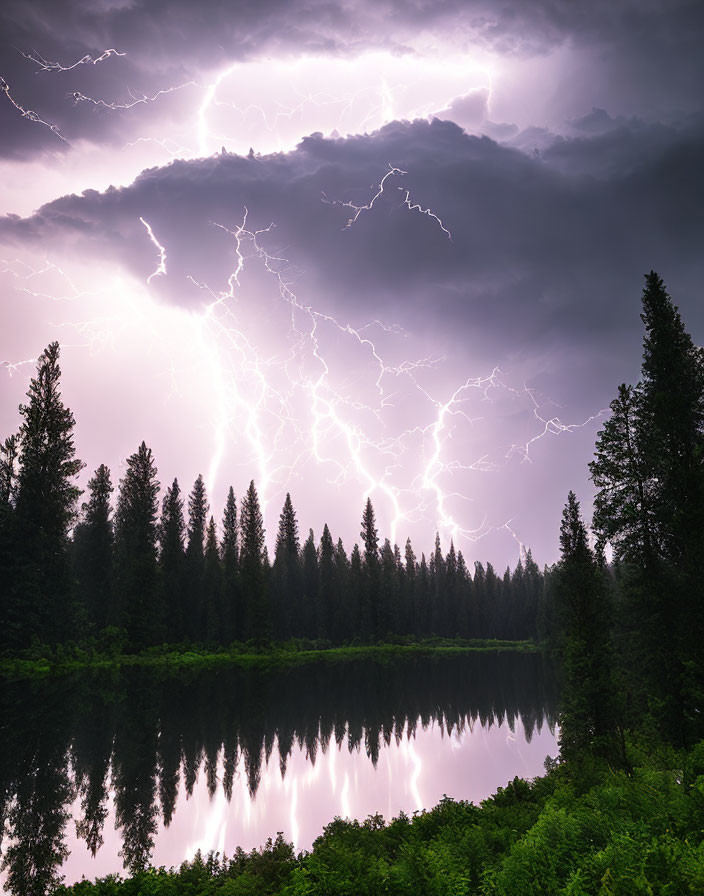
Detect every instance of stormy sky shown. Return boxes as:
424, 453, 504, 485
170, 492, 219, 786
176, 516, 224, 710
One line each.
1, 0, 703, 567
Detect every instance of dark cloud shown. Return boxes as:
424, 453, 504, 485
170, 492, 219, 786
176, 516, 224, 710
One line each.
1, 0, 703, 158
3, 116, 703, 415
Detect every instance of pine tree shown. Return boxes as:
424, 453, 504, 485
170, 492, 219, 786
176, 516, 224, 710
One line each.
456, 551, 471, 637
318, 523, 335, 640
444, 541, 458, 636
590, 272, 704, 744
185, 475, 208, 641
360, 498, 380, 639
239, 480, 269, 640
272, 493, 301, 638
590, 383, 655, 563
379, 539, 398, 637
639, 271, 704, 566
349, 544, 363, 637
158, 478, 185, 641
404, 538, 417, 633
301, 529, 320, 636
416, 553, 430, 635
13, 343, 85, 645
429, 533, 445, 634
221, 486, 240, 643
332, 538, 352, 642
0, 435, 20, 650
114, 442, 160, 647
555, 492, 617, 767
73, 465, 114, 630
204, 516, 223, 643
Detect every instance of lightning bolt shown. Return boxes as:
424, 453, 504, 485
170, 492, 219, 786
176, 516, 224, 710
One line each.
325, 164, 452, 239
71, 81, 198, 111
0, 74, 68, 143
139, 218, 167, 284
17, 47, 125, 73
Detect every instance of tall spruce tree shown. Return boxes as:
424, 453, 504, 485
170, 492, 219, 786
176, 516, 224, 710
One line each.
301, 529, 319, 636
555, 492, 617, 767
158, 478, 185, 641
318, 523, 335, 640
0, 435, 20, 650
591, 272, 704, 744
114, 442, 160, 647
360, 498, 380, 639
272, 493, 301, 638
221, 486, 240, 642
203, 516, 223, 643
13, 343, 84, 645
403, 538, 417, 633
185, 475, 208, 641
73, 465, 114, 630
332, 537, 352, 641
239, 480, 269, 640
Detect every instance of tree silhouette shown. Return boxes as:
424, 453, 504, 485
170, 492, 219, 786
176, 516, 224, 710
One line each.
13, 343, 84, 645
73, 464, 114, 631
114, 442, 160, 646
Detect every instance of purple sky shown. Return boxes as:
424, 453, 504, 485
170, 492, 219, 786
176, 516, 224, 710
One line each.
1, 0, 703, 568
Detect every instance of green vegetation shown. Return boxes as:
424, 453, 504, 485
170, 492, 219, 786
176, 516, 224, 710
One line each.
55, 741, 704, 895
0, 636, 537, 679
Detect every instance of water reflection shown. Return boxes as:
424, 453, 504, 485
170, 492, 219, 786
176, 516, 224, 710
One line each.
0, 652, 557, 894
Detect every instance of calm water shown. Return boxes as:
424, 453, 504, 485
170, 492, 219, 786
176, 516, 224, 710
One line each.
0, 652, 558, 893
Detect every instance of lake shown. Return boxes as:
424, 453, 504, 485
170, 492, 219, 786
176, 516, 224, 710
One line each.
0, 652, 558, 894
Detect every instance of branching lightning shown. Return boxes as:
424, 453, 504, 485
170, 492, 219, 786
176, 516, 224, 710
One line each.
1, 160, 603, 557
325, 165, 452, 239
0, 74, 68, 142
17, 47, 125, 73
71, 81, 197, 111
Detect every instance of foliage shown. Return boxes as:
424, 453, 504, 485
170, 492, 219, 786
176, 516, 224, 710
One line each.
52, 740, 704, 895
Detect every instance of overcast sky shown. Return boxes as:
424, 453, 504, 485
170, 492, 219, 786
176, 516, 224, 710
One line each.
1, 0, 703, 567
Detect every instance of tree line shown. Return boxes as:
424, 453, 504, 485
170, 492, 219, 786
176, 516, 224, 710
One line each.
0, 345, 546, 652
550, 270, 704, 761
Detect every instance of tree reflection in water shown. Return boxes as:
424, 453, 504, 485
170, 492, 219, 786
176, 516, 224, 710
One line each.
0, 652, 557, 895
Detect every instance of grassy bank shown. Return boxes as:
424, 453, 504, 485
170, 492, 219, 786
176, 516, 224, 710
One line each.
55, 738, 704, 895
0, 637, 538, 679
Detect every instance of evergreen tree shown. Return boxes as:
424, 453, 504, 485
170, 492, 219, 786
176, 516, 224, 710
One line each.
444, 541, 458, 636
239, 481, 269, 640
318, 523, 335, 640
404, 538, 417, 634
591, 272, 704, 744
360, 498, 380, 638
555, 492, 617, 766
0, 435, 20, 650
416, 553, 430, 635
185, 475, 208, 641
13, 343, 84, 645
114, 442, 160, 647
429, 534, 445, 635
456, 551, 470, 637
221, 486, 240, 642
591, 383, 656, 563
302, 529, 320, 636
379, 539, 399, 636
639, 271, 704, 565
272, 493, 301, 638
349, 544, 363, 637
158, 479, 185, 641
332, 538, 352, 641
73, 465, 114, 630
203, 516, 223, 643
